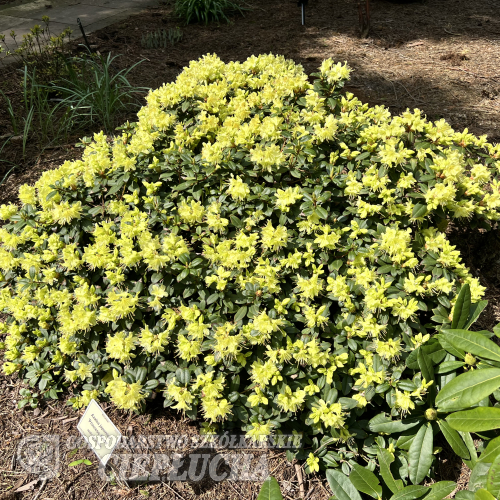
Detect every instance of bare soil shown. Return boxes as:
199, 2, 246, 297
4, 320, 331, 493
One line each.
0, 0, 499, 497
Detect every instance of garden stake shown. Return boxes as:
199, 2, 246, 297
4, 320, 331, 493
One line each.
77, 18, 92, 52
298, 0, 308, 25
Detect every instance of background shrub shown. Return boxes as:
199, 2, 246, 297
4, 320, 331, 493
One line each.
174, 0, 245, 24
1, 54, 500, 490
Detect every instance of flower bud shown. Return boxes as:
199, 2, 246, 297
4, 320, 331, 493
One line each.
425, 408, 438, 421
465, 353, 477, 366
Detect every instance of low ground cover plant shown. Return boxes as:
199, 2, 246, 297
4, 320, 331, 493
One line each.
1, 54, 500, 496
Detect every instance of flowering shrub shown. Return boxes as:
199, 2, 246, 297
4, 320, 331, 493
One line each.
1, 54, 500, 491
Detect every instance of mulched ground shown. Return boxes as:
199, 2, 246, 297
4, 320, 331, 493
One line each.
1, 0, 500, 497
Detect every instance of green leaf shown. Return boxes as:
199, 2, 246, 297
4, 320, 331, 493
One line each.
424, 481, 457, 500
460, 431, 478, 469
175, 368, 190, 386
486, 454, 500, 497
389, 485, 429, 500
326, 469, 362, 500
455, 492, 475, 500
479, 436, 500, 463
437, 420, 470, 460
435, 360, 465, 374
378, 449, 403, 494
435, 368, 500, 411
349, 464, 382, 499
408, 424, 433, 485
315, 207, 328, 220
441, 329, 500, 363
447, 407, 500, 432
234, 306, 248, 322
475, 490, 496, 500
368, 414, 421, 434
68, 459, 84, 466
465, 300, 488, 330
412, 203, 428, 219
256, 476, 283, 500
452, 284, 471, 329
418, 348, 435, 383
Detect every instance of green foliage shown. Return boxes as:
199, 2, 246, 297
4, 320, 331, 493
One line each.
256, 476, 283, 500
0, 17, 72, 77
49, 52, 147, 133
1, 54, 500, 497
141, 28, 183, 49
17, 388, 38, 409
174, 0, 245, 24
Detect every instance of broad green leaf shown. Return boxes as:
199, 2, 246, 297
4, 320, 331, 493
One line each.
412, 203, 428, 219
438, 335, 465, 360
486, 454, 500, 497
418, 348, 434, 382
326, 469, 362, 500
465, 300, 488, 330
424, 481, 456, 500
479, 436, 500, 463
452, 284, 471, 329
349, 464, 382, 499
234, 306, 248, 322
437, 420, 470, 460
460, 431, 478, 469
435, 368, 500, 411
378, 449, 403, 494
468, 462, 491, 491
435, 360, 465, 374
441, 329, 500, 363
447, 407, 500, 432
456, 492, 475, 500
389, 485, 429, 500
256, 476, 283, 500
409, 424, 433, 485
368, 414, 421, 434
475, 490, 496, 500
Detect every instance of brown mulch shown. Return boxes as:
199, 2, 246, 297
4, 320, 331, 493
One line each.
1, 0, 500, 497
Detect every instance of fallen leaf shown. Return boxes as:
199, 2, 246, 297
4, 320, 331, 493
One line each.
15, 479, 39, 492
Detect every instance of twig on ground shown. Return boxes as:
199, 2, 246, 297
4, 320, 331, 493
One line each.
294, 463, 305, 500
31, 477, 47, 500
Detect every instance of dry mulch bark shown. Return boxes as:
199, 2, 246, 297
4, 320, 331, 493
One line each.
1, 0, 499, 497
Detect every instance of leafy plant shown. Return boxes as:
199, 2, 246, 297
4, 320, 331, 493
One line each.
174, 0, 245, 24
1, 54, 500, 495
18, 388, 38, 409
141, 28, 183, 49
257, 476, 283, 500
68, 458, 92, 467
49, 52, 147, 133
0, 17, 72, 77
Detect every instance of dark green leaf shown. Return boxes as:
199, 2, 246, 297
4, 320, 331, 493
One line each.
436, 368, 500, 411
447, 407, 500, 432
408, 424, 433, 485
389, 485, 429, 500
349, 464, 382, 499
378, 449, 403, 494
437, 420, 470, 460
326, 469, 362, 500
451, 284, 471, 329
441, 329, 500, 363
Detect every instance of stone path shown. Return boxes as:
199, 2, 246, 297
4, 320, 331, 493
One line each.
0, 0, 157, 53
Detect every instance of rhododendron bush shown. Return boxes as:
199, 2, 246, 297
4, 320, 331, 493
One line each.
2, 54, 500, 487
